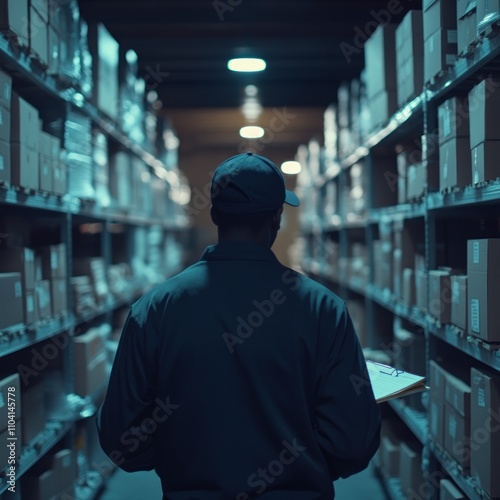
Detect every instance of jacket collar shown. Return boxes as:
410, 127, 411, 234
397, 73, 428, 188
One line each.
200, 241, 279, 263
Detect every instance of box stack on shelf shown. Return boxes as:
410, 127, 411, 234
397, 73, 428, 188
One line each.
298, 2, 500, 498
0, 1, 190, 497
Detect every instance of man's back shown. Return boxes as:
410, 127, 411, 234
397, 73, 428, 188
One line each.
98, 241, 380, 499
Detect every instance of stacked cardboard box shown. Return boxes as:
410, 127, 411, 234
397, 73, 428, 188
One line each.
0, 69, 12, 186
396, 10, 424, 107
110, 151, 132, 209
468, 78, 500, 184
0, 273, 23, 330
439, 479, 467, 499
11, 93, 40, 191
415, 254, 427, 311
429, 268, 463, 324
38, 131, 62, 194
22, 448, 76, 499
29, 0, 49, 67
364, 24, 398, 130
73, 327, 108, 397
438, 96, 471, 191
393, 221, 416, 299
73, 257, 108, 304
457, 0, 478, 54
0, 247, 37, 325
37, 243, 67, 319
423, 0, 457, 82
429, 360, 447, 447
0, 0, 29, 46
399, 441, 424, 499
470, 367, 500, 498
467, 239, 500, 342
444, 373, 471, 470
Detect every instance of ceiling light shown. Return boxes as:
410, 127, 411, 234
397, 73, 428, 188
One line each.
241, 99, 263, 121
239, 126, 265, 139
228, 58, 266, 72
281, 161, 302, 175
245, 85, 259, 97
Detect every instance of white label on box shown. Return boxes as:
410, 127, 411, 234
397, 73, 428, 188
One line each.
449, 413, 457, 439
0, 392, 4, 408
473, 241, 480, 264
473, 148, 479, 184
478, 387, 486, 407
471, 299, 480, 332
51, 251, 57, 270
452, 280, 459, 304
14, 281, 21, 298
3, 84, 10, 102
27, 294, 34, 313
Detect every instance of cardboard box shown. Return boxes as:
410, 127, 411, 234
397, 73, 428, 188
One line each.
467, 239, 500, 275
369, 89, 398, 130
397, 152, 408, 204
451, 275, 467, 331
445, 373, 471, 417
24, 289, 37, 324
0, 247, 36, 290
394, 221, 416, 268
445, 405, 470, 469
399, 442, 424, 499
430, 360, 448, 401
35, 279, 51, 319
424, 28, 458, 83
50, 278, 67, 316
469, 271, 500, 341
0, 69, 12, 110
415, 269, 428, 311
402, 268, 416, 307
11, 93, 40, 151
393, 249, 403, 298
0, 0, 29, 44
21, 381, 45, 445
400, 10, 424, 63
52, 157, 66, 196
471, 140, 500, 184
73, 328, 108, 396
47, 24, 59, 75
439, 137, 471, 190
0, 373, 21, 432
0, 420, 21, 472
0, 272, 23, 330
457, 5, 477, 54
0, 137, 10, 184
30, 6, 48, 66
380, 435, 399, 477
477, 0, 500, 32
468, 78, 500, 148
470, 367, 500, 498
429, 394, 445, 446
0, 106, 10, 142
31, 0, 49, 22
364, 23, 397, 100
438, 96, 469, 144
39, 244, 66, 280
423, 0, 457, 41
11, 142, 39, 190
439, 479, 467, 499
407, 164, 426, 200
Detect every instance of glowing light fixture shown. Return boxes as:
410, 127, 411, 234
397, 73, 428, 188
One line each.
281, 161, 302, 175
228, 58, 266, 72
239, 126, 265, 139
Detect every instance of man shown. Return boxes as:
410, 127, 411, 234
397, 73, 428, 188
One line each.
97, 152, 381, 499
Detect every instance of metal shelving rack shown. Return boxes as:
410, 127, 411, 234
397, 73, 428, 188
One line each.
0, 20, 189, 499
300, 24, 500, 500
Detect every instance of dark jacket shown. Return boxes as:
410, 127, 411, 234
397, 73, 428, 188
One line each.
97, 241, 381, 499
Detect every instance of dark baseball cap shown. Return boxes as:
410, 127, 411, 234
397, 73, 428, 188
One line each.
210, 152, 300, 214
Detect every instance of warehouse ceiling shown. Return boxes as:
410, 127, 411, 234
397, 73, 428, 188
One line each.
77, 0, 418, 110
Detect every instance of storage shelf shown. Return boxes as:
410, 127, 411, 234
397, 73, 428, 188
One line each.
0, 315, 73, 358
427, 181, 500, 211
0, 421, 74, 495
427, 29, 500, 104
369, 202, 426, 223
429, 323, 500, 371
388, 399, 428, 446
429, 440, 489, 500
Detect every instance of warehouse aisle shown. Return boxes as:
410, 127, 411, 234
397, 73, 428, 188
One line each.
97, 462, 388, 500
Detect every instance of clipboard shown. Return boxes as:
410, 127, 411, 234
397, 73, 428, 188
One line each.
366, 360, 428, 403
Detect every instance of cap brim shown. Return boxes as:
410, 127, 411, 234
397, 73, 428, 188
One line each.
285, 190, 300, 207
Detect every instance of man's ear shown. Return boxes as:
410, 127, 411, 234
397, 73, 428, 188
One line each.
273, 206, 284, 230
210, 206, 218, 226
